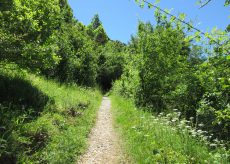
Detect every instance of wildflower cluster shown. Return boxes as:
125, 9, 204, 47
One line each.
155, 109, 229, 162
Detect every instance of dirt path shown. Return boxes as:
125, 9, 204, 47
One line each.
77, 97, 125, 164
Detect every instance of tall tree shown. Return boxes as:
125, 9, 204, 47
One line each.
0, 0, 62, 70
94, 25, 109, 44
90, 14, 102, 30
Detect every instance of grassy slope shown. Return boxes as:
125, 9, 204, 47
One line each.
111, 94, 229, 163
0, 64, 102, 163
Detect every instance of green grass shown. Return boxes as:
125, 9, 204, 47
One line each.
111, 94, 229, 163
0, 63, 102, 163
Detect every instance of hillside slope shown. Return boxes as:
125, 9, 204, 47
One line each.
0, 63, 102, 163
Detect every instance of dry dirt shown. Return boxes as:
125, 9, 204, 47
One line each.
77, 97, 127, 164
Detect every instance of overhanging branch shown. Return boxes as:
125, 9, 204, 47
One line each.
199, 0, 212, 9
139, 0, 230, 54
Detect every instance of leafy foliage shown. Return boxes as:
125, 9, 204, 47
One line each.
97, 41, 126, 91
0, 1, 111, 87
113, 9, 230, 145
0, 0, 62, 70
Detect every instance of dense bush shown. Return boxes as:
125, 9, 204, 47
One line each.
113, 14, 230, 143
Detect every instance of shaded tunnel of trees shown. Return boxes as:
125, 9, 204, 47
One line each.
1, 1, 229, 162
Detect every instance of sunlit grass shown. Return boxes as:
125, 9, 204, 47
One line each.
0, 63, 102, 163
111, 95, 229, 163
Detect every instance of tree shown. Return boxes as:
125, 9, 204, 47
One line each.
133, 21, 191, 113
86, 14, 109, 45
90, 14, 102, 30
94, 25, 109, 45
0, 0, 62, 71
59, 0, 73, 23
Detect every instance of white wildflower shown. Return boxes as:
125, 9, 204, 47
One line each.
198, 123, 204, 127
210, 143, 217, 147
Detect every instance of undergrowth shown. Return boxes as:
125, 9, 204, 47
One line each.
0, 63, 102, 163
111, 94, 229, 163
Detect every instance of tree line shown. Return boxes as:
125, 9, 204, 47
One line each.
0, 0, 125, 90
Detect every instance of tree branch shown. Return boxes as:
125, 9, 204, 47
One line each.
140, 0, 230, 54
199, 0, 212, 9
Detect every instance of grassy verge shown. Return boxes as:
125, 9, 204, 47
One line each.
0, 63, 102, 163
111, 94, 229, 163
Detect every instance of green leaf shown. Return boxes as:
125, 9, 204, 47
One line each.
226, 55, 230, 60
140, 2, 145, 8
154, 0, 160, 5
148, 3, 153, 9
179, 13, 186, 21
224, 0, 230, 6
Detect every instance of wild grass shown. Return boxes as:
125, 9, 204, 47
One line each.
0, 63, 102, 163
111, 94, 229, 163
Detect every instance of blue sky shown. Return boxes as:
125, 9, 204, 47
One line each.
68, 0, 229, 43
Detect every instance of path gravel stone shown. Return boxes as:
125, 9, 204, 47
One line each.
77, 97, 125, 164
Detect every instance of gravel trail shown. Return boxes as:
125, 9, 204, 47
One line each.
77, 97, 125, 164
